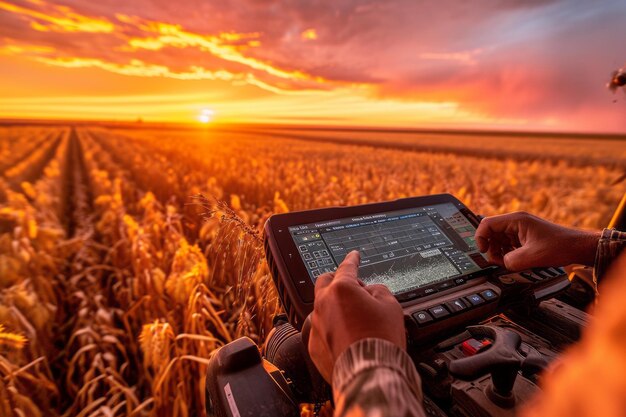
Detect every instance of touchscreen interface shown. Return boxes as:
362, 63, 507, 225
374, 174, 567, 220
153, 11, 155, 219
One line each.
288, 203, 491, 295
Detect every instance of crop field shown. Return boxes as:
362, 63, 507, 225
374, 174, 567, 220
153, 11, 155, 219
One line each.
0, 125, 624, 417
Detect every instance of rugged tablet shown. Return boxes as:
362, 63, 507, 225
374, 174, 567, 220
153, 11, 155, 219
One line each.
264, 194, 569, 339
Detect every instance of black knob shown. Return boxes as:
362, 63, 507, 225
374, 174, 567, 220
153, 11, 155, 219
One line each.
449, 325, 546, 407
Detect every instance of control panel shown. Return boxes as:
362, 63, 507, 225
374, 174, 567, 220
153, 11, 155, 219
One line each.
402, 266, 568, 344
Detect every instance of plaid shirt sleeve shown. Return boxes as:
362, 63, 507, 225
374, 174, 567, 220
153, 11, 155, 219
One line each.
594, 228, 626, 285
332, 338, 426, 417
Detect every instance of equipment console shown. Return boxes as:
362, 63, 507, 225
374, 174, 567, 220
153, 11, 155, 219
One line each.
264, 194, 570, 342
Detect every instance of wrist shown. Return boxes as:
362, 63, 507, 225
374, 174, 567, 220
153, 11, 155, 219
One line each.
569, 230, 602, 266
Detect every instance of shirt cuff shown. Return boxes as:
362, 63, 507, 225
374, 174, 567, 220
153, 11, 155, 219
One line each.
594, 228, 626, 287
332, 338, 423, 401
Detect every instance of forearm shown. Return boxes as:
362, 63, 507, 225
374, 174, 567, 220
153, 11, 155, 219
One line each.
332, 338, 426, 417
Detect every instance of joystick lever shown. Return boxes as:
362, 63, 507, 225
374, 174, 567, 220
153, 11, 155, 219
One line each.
448, 325, 547, 408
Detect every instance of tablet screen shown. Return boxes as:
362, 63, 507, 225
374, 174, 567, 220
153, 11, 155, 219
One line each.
288, 203, 490, 295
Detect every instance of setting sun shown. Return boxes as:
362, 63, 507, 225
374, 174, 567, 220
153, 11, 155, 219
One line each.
197, 108, 215, 123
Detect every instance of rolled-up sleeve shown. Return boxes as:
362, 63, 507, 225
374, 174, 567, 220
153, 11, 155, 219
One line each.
332, 338, 426, 417
594, 228, 626, 288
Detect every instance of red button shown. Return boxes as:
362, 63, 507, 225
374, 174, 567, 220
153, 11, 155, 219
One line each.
461, 338, 492, 356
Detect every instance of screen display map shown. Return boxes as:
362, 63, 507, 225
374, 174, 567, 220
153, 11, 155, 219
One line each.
288, 203, 490, 295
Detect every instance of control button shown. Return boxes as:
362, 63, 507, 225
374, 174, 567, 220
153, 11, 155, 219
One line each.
547, 267, 563, 276
538, 268, 557, 277
461, 338, 492, 356
428, 305, 450, 319
520, 271, 540, 282
533, 269, 553, 279
498, 275, 516, 285
417, 362, 438, 378
437, 281, 454, 291
413, 311, 433, 325
303, 253, 313, 261
397, 291, 419, 302
299, 245, 308, 252
422, 287, 437, 296
550, 267, 566, 275
454, 277, 466, 286
465, 294, 485, 306
307, 261, 317, 268
480, 289, 498, 301
445, 298, 468, 313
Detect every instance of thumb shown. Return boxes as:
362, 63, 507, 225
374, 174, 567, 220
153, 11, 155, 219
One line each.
503, 246, 535, 271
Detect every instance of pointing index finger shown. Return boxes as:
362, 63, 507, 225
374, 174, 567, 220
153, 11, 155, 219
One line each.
334, 250, 361, 282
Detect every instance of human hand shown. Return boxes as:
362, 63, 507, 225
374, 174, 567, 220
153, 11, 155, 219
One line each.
475, 211, 601, 271
307, 250, 406, 382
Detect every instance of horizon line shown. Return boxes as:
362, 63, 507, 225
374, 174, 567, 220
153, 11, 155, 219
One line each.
1, 117, 625, 140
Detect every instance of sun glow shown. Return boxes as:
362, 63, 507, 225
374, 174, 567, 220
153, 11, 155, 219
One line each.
197, 108, 215, 123
301, 28, 317, 40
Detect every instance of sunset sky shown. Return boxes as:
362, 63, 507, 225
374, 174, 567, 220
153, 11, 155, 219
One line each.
0, 0, 625, 132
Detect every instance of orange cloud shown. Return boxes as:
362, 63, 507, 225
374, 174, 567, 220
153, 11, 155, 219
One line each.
419, 48, 484, 65
33, 56, 327, 95
0, 0, 114, 33
117, 15, 315, 82
34, 56, 236, 80
218, 31, 261, 43
0, 41, 54, 55
0, 1, 333, 94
